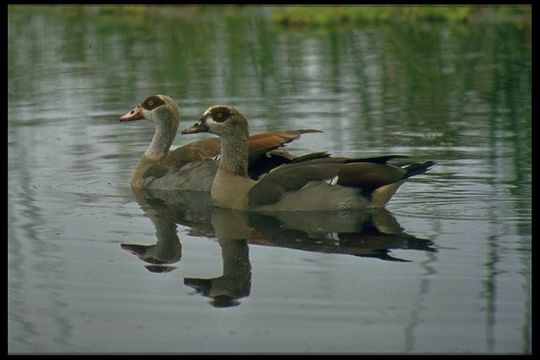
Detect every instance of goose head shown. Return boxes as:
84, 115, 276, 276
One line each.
120, 95, 180, 159
120, 94, 180, 132
183, 105, 251, 177
182, 105, 248, 139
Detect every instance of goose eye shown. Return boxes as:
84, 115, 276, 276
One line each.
142, 96, 164, 110
216, 112, 223, 119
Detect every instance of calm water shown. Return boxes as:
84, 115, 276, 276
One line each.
8, 6, 531, 354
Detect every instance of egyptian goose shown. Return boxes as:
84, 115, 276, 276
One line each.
181, 105, 435, 211
119, 95, 324, 191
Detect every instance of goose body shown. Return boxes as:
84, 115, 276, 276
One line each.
182, 105, 435, 211
119, 95, 323, 191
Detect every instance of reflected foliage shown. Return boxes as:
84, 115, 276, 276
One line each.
9, 6, 530, 146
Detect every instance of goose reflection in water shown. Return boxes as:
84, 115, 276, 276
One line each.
120, 188, 214, 273
121, 188, 436, 307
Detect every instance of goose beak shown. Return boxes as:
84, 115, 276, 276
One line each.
119, 105, 144, 122
181, 121, 209, 134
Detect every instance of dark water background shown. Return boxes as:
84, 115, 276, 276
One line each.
8, 6, 531, 353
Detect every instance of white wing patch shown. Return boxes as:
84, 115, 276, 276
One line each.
324, 175, 339, 186
324, 232, 340, 241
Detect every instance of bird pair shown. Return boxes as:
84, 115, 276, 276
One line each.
120, 95, 434, 211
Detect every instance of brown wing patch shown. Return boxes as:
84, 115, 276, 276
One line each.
337, 163, 406, 190
166, 138, 221, 167
247, 129, 320, 151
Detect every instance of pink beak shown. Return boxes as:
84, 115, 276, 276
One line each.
119, 105, 144, 122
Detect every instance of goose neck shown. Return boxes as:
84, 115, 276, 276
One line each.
219, 131, 249, 177
144, 117, 178, 160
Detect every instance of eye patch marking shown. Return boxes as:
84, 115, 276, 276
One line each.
141, 95, 165, 110
207, 106, 234, 123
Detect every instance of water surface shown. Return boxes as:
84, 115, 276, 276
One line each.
8, 6, 531, 354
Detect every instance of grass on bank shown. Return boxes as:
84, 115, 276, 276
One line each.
8, 5, 532, 28
270, 5, 531, 27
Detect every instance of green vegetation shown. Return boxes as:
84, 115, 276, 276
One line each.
270, 5, 531, 27
8, 5, 531, 31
